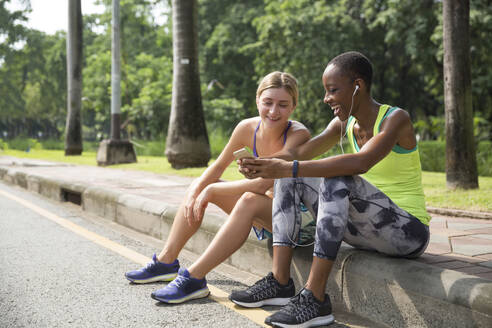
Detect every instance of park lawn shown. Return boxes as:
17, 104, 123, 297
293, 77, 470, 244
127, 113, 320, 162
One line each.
1, 149, 243, 182
421, 171, 492, 212
1, 149, 491, 213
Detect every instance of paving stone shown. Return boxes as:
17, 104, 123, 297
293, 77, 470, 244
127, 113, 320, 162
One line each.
472, 234, 492, 241
429, 227, 468, 237
429, 233, 450, 243
443, 253, 488, 264
429, 219, 446, 229
475, 271, 492, 281
425, 242, 451, 255
447, 217, 492, 224
416, 253, 453, 264
462, 228, 492, 235
447, 222, 492, 231
433, 260, 475, 270
454, 265, 492, 275
429, 216, 447, 223
479, 261, 492, 269
475, 253, 492, 261
451, 236, 492, 256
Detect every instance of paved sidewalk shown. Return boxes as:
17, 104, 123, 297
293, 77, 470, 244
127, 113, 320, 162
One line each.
1, 155, 491, 280
418, 216, 492, 280
1, 155, 492, 327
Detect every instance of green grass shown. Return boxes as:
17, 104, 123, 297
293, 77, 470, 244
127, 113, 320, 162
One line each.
0, 149, 243, 181
421, 171, 492, 212
1, 149, 490, 213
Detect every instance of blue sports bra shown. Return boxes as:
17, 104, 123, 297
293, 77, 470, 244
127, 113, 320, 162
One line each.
252, 120, 292, 157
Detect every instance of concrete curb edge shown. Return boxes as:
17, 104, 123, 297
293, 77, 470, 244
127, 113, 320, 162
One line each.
1, 165, 491, 327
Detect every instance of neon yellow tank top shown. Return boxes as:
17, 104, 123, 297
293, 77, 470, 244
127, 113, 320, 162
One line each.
347, 104, 430, 225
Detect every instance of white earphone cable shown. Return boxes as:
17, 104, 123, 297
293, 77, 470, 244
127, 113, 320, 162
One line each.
282, 85, 359, 247
338, 85, 358, 154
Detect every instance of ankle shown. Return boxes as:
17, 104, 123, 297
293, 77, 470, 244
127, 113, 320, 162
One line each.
272, 272, 290, 286
157, 253, 176, 264
187, 268, 205, 280
305, 285, 325, 302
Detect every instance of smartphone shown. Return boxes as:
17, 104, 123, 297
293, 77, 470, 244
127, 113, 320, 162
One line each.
233, 147, 254, 159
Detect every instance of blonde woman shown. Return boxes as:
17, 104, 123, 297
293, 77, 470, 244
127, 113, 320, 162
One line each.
125, 71, 310, 304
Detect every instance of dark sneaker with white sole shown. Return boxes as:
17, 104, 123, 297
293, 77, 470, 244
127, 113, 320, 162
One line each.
229, 272, 295, 308
265, 288, 334, 328
125, 254, 179, 283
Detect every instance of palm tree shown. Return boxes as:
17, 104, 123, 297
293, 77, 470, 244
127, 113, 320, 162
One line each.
443, 0, 478, 189
65, 0, 83, 155
165, 0, 211, 168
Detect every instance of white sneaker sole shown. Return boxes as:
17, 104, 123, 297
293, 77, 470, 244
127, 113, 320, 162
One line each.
230, 297, 292, 308
271, 314, 335, 328
126, 273, 178, 284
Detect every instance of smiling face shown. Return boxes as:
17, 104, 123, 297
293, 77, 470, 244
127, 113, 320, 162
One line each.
322, 63, 358, 122
256, 87, 295, 126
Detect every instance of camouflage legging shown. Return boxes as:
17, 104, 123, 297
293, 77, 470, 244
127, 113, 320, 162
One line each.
272, 176, 429, 260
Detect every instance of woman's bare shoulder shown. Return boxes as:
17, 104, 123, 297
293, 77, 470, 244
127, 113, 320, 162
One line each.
381, 107, 413, 130
235, 117, 260, 130
230, 117, 260, 140
289, 120, 311, 134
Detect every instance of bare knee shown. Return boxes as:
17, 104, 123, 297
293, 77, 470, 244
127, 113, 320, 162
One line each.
232, 192, 265, 220
237, 192, 262, 208
233, 192, 272, 228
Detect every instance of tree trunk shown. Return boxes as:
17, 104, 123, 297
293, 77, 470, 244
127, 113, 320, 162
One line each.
65, 0, 83, 155
165, 0, 211, 168
111, 0, 121, 140
443, 0, 478, 189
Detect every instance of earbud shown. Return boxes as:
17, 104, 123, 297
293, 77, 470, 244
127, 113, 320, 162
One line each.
352, 84, 359, 97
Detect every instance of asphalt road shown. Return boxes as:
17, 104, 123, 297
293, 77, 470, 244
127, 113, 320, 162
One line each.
0, 182, 265, 328
0, 182, 380, 328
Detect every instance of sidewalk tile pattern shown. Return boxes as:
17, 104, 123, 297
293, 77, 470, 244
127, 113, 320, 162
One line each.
416, 215, 492, 280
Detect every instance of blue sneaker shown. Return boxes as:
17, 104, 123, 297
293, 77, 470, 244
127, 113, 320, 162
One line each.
125, 254, 179, 284
151, 268, 210, 304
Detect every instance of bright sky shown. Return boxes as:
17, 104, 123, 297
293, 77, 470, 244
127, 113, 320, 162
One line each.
8, 0, 105, 35
8, 0, 167, 35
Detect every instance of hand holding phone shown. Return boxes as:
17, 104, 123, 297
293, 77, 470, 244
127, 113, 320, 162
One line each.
233, 147, 254, 159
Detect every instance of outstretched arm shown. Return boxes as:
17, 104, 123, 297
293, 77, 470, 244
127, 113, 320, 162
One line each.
241, 110, 414, 179
271, 118, 343, 161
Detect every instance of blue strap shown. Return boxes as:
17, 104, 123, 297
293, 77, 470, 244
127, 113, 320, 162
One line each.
253, 120, 292, 157
253, 121, 261, 157
283, 121, 292, 144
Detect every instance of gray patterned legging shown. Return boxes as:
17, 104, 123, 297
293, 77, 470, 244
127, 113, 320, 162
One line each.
272, 176, 429, 260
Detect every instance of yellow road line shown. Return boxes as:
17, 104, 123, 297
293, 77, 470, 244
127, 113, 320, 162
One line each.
0, 189, 270, 327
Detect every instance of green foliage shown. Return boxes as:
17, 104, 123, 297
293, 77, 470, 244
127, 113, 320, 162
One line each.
419, 141, 445, 173
208, 128, 230, 158
245, 0, 445, 131
131, 139, 165, 156
121, 53, 173, 139
199, 0, 264, 119
414, 115, 491, 143
1, 0, 491, 159
0, 138, 8, 150
6, 138, 42, 151
414, 116, 446, 141
203, 97, 244, 134
477, 141, 492, 177
474, 116, 492, 142
419, 141, 492, 177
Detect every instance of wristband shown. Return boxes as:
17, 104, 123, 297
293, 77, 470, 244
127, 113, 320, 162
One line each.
292, 160, 299, 178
